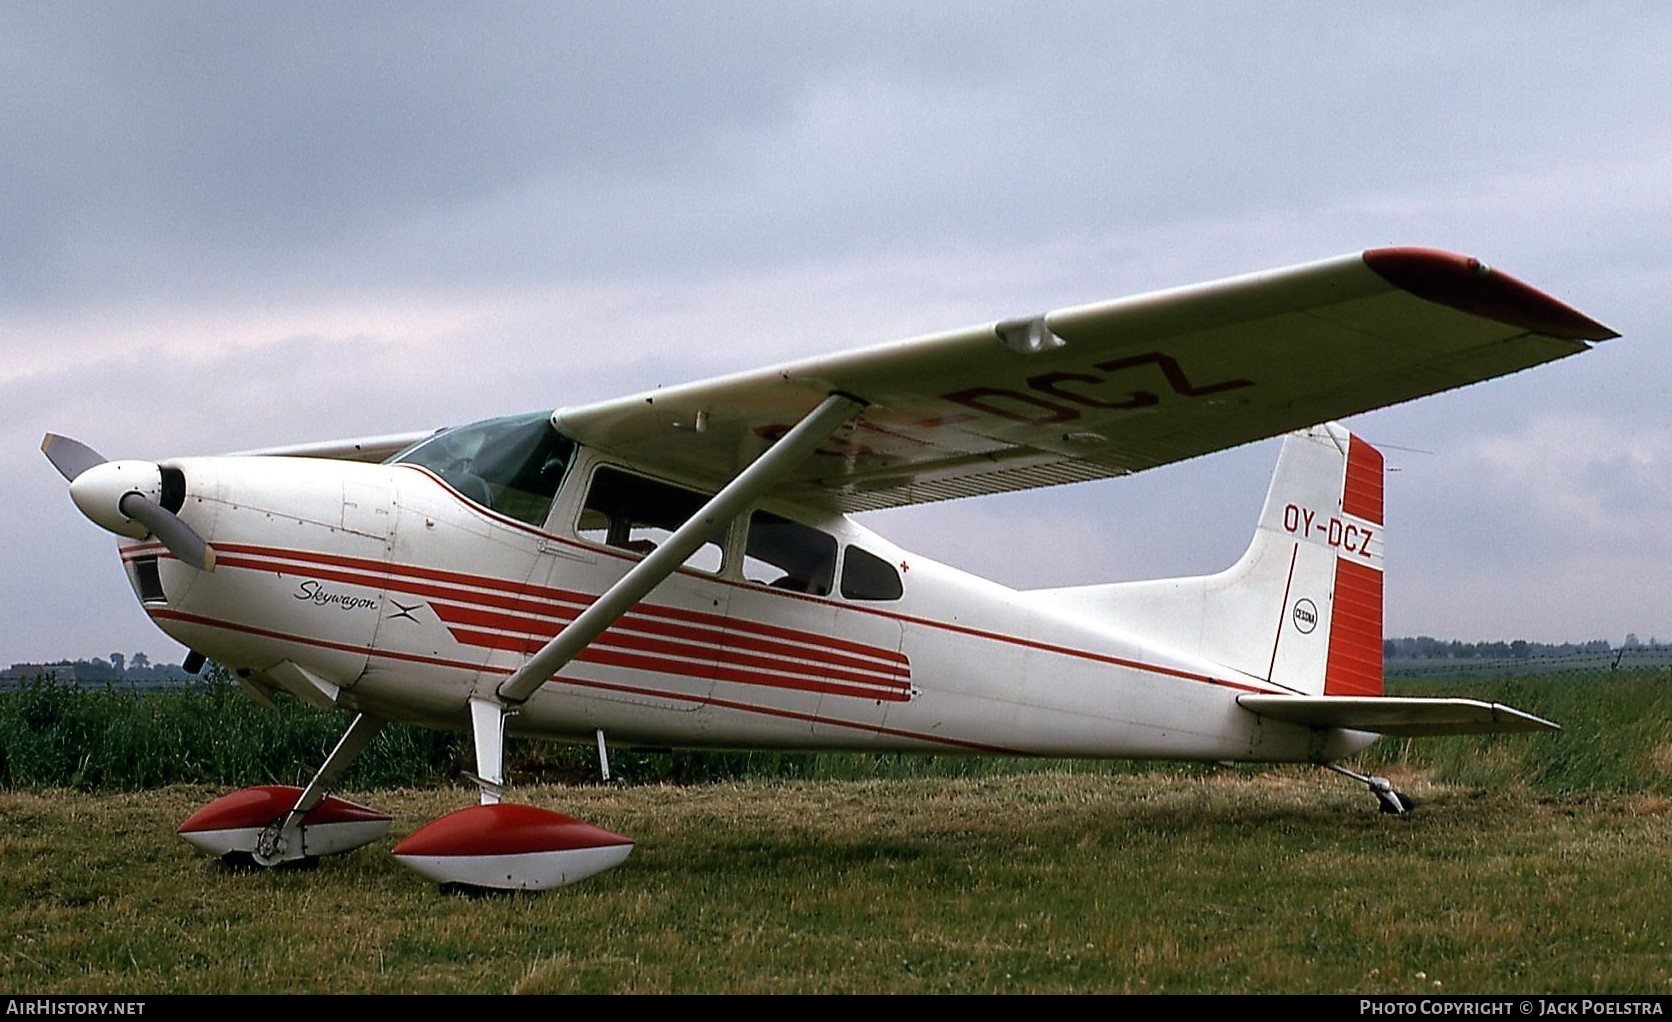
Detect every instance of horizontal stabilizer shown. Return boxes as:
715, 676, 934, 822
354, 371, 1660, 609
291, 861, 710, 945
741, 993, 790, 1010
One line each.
1237, 695, 1559, 737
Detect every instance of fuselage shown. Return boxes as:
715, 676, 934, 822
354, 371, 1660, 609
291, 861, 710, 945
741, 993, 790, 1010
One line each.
114, 421, 1372, 766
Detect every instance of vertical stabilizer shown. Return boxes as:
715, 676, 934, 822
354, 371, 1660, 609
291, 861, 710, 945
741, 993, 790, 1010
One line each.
1260, 423, 1384, 696
1029, 422, 1384, 696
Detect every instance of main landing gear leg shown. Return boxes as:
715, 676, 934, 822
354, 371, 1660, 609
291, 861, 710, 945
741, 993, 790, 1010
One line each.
1324, 762, 1414, 816
465, 696, 509, 805
177, 712, 394, 866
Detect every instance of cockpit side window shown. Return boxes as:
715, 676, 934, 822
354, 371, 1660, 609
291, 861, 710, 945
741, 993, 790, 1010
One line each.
743, 511, 836, 596
577, 467, 724, 572
391, 411, 574, 527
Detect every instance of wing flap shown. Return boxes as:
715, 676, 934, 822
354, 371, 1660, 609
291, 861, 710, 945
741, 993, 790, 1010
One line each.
554, 248, 1613, 510
1237, 694, 1560, 737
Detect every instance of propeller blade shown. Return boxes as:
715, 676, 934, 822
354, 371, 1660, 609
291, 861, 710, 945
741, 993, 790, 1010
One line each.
41, 434, 108, 482
119, 492, 217, 572
56, 454, 216, 573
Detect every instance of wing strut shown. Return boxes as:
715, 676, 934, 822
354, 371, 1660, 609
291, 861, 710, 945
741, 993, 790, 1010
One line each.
495, 392, 866, 708
464, 392, 863, 803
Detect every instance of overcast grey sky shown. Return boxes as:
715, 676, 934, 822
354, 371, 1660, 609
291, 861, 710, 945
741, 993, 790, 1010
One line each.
5, 2, 1669, 667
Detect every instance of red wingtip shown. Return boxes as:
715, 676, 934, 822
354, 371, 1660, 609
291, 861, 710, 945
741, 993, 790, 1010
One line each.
1364, 247, 1618, 342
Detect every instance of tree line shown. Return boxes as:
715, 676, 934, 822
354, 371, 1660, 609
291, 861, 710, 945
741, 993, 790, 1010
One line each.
1383, 636, 1664, 661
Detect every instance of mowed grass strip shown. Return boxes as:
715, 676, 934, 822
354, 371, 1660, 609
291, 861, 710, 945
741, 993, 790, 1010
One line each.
4, 769, 1671, 995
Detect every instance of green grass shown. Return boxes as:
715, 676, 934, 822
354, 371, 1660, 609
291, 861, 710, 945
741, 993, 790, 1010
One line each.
4, 671, 1670, 993
3, 773, 1670, 994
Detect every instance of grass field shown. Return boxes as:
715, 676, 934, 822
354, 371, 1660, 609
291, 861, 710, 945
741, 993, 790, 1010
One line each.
4, 672, 1671, 994
4, 769, 1671, 994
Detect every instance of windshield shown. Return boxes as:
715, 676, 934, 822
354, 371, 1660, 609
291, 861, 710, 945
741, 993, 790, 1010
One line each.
390, 411, 575, 527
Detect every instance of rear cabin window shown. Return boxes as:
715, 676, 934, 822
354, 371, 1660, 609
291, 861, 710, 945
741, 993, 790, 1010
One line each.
840, 546, 903, 601
744, 511, 837, 596
577, 467, 723, 572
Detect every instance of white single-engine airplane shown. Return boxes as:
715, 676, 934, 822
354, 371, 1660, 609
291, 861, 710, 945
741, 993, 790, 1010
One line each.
44, 247, 1615, 891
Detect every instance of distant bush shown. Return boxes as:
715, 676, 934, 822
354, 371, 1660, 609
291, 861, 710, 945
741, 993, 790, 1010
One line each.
0, 669, 462, 790
0, 661, 1210, 792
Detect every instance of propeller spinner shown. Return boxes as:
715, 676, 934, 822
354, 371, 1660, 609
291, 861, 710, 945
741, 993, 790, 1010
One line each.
42, 434, 217, 572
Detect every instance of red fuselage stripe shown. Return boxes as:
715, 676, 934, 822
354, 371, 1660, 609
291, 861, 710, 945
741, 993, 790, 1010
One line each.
428, 601, 910, 688
138, 541, 1275, 696
443, 628, 909, 702
206, 543, 905, 664
142, 607, 1010, 752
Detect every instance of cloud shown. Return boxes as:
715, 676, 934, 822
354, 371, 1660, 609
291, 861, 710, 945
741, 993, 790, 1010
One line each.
1457, 414, 1672, 554
4, 3, 1670, 663
1377, 409, 1672, 642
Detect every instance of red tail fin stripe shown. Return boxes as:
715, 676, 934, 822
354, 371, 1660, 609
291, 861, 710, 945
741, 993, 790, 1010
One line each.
1342, 434, 1384, 526
1324, 557, 1383, 696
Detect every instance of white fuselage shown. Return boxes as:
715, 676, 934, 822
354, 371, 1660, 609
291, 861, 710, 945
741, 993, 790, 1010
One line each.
117, 452, 1371, 766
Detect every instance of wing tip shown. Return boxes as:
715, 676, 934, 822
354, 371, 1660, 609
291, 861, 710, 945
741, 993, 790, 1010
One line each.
1363, 246, 1619, 343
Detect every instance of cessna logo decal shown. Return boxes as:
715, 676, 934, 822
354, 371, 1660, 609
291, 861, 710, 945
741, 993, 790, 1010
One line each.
294, 579, 379, 612
1292, 598, 1319, 634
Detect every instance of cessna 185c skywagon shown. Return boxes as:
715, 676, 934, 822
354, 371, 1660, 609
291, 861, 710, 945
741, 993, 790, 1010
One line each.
44, 247, 1616, 891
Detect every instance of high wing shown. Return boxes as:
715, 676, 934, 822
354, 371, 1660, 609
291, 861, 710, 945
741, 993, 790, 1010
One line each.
554, 248, 1615, 512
